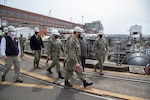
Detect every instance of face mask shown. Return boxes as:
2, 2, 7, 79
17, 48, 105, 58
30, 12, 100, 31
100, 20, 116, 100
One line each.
80, 34, 84, 38
35, 32, 39, 35
99, 35, 103, 38
54, 35, 58, 39
5, 32, 8, 35
10, 32, 16, 36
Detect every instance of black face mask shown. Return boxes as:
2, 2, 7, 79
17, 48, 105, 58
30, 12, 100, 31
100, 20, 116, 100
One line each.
99, 35, 103, 38
5, 33, 8, 35
35, 32, 38, 35
54, 35, 58, 39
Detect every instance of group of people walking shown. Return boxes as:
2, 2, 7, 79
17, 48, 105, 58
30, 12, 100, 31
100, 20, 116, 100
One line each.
1, 25, 108, 88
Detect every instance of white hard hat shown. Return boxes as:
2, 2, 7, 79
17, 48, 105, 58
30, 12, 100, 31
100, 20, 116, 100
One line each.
73, 26, 82, 33
52, 29, 60, 35
8, 26, 15, 32
34, 27, 39, 32
81, 28, 84, 33
98, 30, 104, 35
3, 27, 8, 33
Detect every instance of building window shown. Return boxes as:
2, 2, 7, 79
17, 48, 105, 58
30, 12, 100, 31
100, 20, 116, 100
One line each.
12, 22, 19, 27
8, 11, 15, 17
0, 9, 7, 15
16, 13, 22, 18
44, 18, 47, 22
55, 20, 57, 24
23, 14, 28, 19
40, 18, 43, 22
35, 16, 39, 21
29, 16, 34, 21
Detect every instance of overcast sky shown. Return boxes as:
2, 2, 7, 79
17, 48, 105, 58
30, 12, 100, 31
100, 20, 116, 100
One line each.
0, 0, 150, 34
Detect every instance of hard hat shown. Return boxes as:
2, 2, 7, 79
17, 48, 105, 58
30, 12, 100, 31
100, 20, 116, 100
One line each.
51, 29, 60, 35
34, 27, 39, 32
8, 26, 15, 32
73, 26, 82, 33
3, 27, 8, 33
98, 30, 104, 35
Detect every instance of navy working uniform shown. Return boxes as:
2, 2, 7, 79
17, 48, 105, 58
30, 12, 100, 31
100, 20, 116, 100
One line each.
47, 29, 64, 79
64, 26, 93, 88
93, 30, 108, 75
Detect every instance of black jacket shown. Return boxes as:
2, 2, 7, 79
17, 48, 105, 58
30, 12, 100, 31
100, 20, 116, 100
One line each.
30, 34, 44, 50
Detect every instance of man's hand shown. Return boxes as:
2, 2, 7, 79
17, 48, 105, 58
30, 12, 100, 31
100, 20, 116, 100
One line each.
48, 56, 51, 60
73, 63, 82, 72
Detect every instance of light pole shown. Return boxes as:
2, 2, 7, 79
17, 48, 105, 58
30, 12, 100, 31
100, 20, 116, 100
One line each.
49, 10, 51, 17
81, 16, 83, 24
70, 17, 72, 22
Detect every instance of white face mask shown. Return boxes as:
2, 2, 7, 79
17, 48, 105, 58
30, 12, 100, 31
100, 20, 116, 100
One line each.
10, 32, 16, 36
80, 34, 84, 37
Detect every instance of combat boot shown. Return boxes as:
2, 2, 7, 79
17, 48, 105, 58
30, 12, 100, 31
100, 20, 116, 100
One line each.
1, 75, 5, 81
65, 81, 73, 87
83, 80, 93, 88
37, 64, 41, 69
47, 68, 53, 74
33, 64, 37, 69
58, 72, 64, 79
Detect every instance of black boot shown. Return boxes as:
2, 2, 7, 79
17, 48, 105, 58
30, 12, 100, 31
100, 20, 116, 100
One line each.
58, 72, 64, 79
2, 75, 5, 81
83, 80, 93, 88
47, 68, 53, 74
37, 64, 41, 69
65, 81, 73, 87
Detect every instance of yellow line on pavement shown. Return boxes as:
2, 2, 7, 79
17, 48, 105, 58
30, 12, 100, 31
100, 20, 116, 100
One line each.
60, 83, 144, 100
20, 69, 55, 83
0, 60, 55, 83
0, 81, 54, 89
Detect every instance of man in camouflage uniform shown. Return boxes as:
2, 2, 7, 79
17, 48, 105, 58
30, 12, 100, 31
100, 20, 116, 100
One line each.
0, 27, 8, 42
19, 34, 26, 57
93, 30, 108, 75
64, 26, 93, 88
47, 29, 64, 79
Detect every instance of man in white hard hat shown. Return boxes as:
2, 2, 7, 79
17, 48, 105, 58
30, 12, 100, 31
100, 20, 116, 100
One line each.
0, 27, 8, 42
93, 30, 108, 75
64, 26, 93, 87
47, 29, 65, 79
1, 25, 23, 82
3, 27, 8, 35
30, 27, 44, 69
